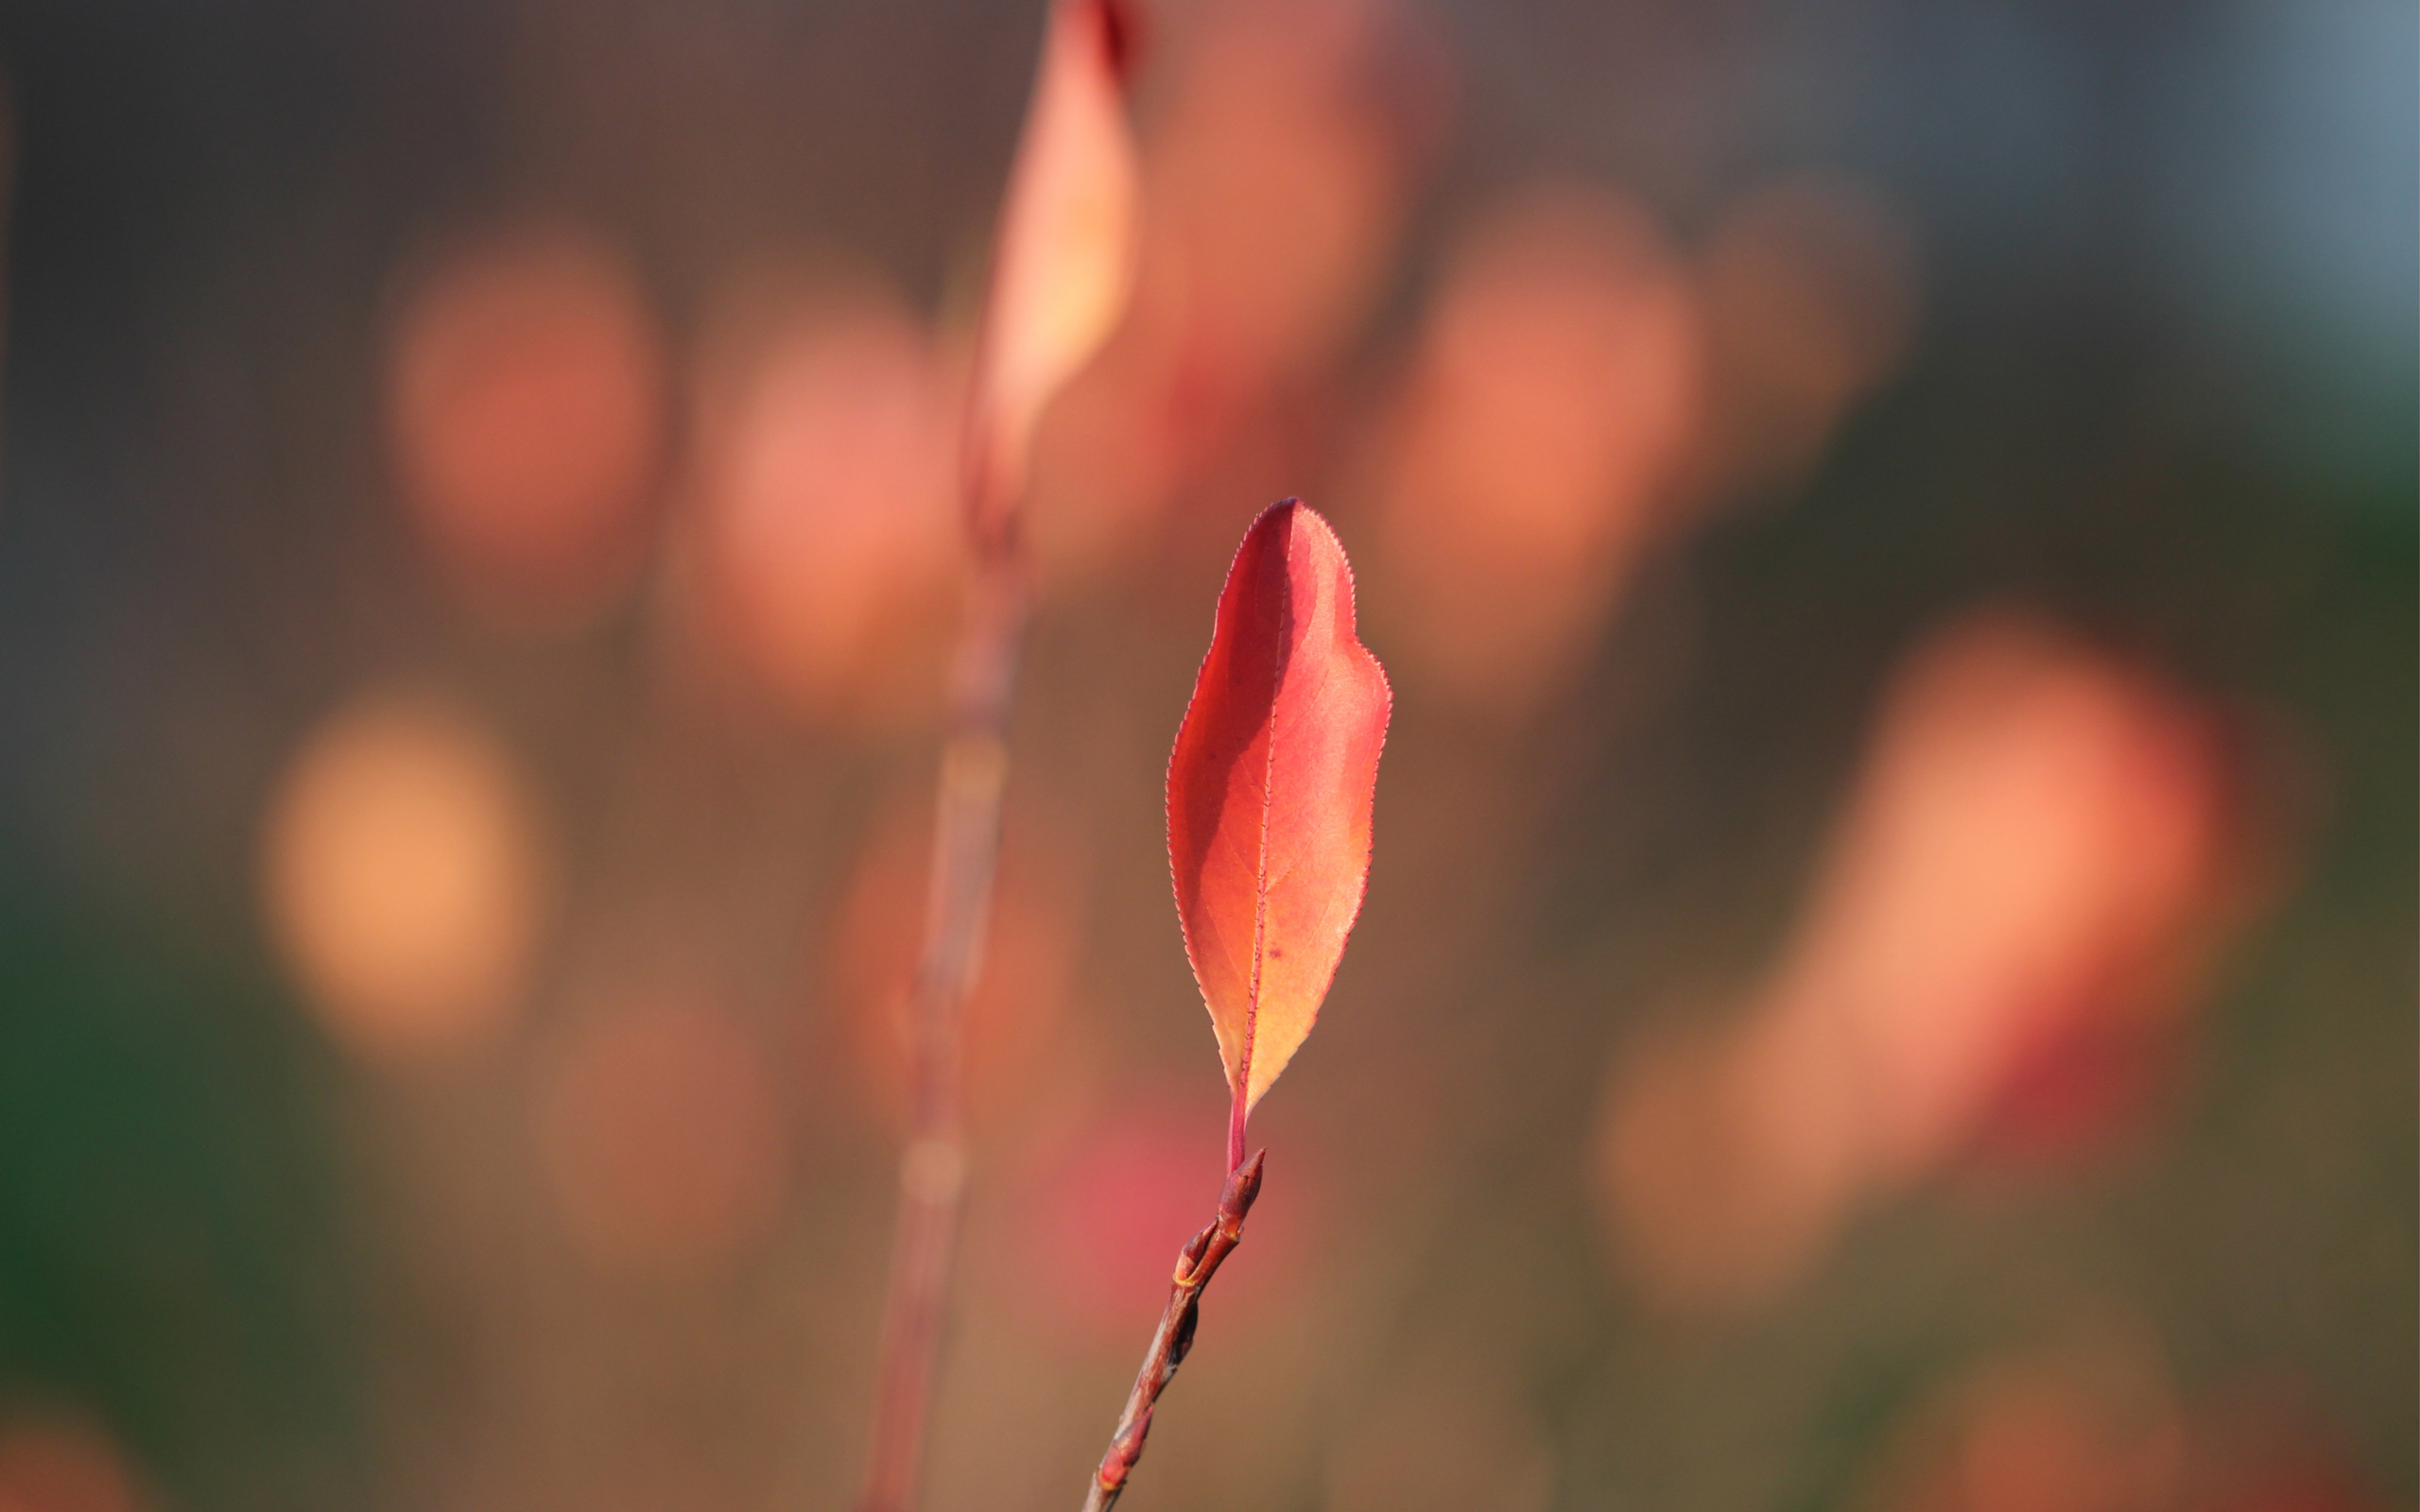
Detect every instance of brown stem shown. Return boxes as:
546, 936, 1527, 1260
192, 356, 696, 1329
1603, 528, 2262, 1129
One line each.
1079, 1150, 1266, 1512
854, 541, 1028, 1512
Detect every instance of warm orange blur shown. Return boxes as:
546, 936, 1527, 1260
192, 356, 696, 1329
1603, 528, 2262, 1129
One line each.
1601, 610, 2241, 1306
1369, 184, 1705, 711
685, 268, 966, 730
262, 690, 547, 1069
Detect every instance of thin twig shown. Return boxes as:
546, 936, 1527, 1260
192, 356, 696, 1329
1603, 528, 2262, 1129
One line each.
1080, 1150, 1266, 1512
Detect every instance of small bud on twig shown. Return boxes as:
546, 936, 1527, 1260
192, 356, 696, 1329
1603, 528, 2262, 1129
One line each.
1080, 1150, 1267, 1512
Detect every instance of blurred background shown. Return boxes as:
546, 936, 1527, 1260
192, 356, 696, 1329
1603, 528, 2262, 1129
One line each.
0, 0, 2411, 1509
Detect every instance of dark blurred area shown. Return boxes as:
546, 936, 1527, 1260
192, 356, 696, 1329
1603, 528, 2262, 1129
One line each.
0, 0, 2411, 1509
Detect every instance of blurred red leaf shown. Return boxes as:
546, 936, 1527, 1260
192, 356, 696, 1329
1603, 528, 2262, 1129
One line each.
970, 0, 1142, 536
1167, 500, 1391, 1165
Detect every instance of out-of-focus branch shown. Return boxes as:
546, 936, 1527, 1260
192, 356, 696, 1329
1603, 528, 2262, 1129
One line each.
852, 77, 1039, 1512
854, 541, 1025, 1512
853, 4, 1138, 1506
1079, 1150, 1266, 1512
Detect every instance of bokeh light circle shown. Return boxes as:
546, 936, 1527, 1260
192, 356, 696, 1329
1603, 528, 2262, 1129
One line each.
262, 689, 546, 1067
385, 226, 667, 626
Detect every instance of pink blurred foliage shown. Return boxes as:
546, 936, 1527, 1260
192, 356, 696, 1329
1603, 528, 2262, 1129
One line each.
1365, 184, 1706, 711
1775, 610, 2238, 1173
1358, 171, 1923, 714
681, 265, 967, 730
1006, 1088, 1307, 1349
383, 224, 669, 630
1600, 608, 2258, 1307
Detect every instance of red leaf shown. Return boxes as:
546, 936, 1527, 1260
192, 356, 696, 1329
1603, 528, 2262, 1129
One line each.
1168, 501, 1392, 1167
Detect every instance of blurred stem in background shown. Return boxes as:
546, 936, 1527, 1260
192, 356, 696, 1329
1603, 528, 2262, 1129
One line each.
854, 552, 1023, 1512
855, 4, 1139, 1508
